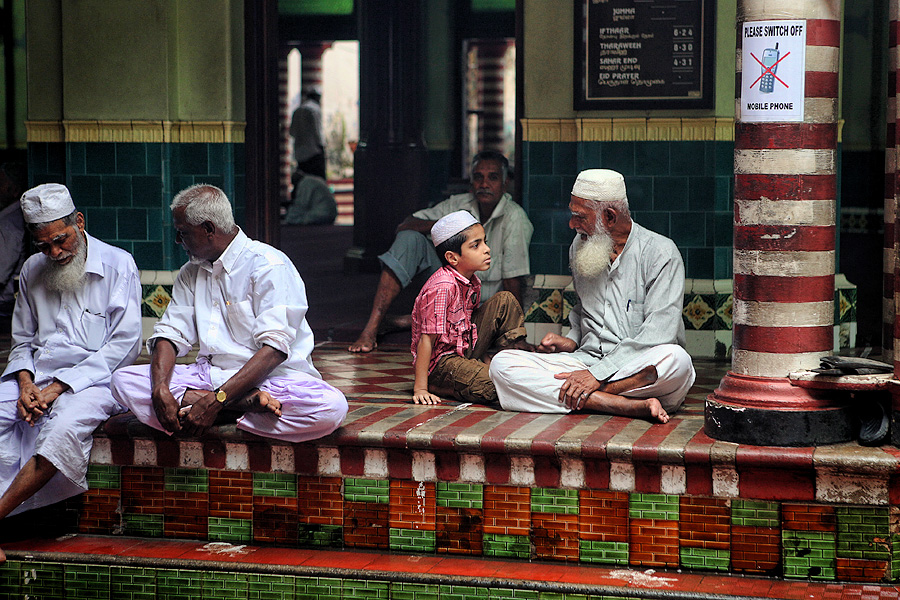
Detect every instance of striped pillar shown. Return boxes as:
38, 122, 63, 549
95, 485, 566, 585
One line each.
706, 0, 852, 445
887, 4, 898, 357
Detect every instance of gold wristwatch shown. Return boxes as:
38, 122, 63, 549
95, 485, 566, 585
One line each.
214, 388, 227, 403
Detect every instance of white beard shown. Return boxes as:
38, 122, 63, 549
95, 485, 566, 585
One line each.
570, 229, 614, 279
42, 234, 88, 293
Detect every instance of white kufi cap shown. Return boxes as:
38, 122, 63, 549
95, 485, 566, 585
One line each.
431, 210, 479, 247
20, 183, 76, 224
571, 169, 627, 203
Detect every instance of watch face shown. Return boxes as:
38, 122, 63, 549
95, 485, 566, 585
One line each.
216, 390, 226, 403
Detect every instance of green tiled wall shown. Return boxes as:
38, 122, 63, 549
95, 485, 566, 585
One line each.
521, 140, 734, 280
27, 140, 245, 271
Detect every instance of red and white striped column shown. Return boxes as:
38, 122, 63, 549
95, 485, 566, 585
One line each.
886, 4, 898, 358
706, 0, 851, 445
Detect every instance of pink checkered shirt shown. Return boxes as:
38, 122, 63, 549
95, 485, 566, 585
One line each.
411, 265, 481, 373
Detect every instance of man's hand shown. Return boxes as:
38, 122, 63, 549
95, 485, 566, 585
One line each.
537, 333, 577, 354
555, 369, 602, 410
151, 385, 182, 433
178, 389, 223, 437
17, 380, 47, 425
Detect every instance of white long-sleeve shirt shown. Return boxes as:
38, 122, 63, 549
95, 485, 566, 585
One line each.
566, 222, 687, 382
2, 232, 143, 391
149, 229, 321, 390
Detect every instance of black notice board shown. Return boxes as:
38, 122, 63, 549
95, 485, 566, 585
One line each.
575, 0, 715, 110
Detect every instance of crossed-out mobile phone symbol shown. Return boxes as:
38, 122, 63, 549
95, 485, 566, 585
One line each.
749, 45, 790, 92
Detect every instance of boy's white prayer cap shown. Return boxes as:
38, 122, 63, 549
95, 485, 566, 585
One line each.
431, 210, 479, 247
571, 169, 627, 203
20, 183, 76, 224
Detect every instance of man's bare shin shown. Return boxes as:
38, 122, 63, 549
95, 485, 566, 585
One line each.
350, 268, 403, 352
0, 455, 59, 521
602, 365, 657, 396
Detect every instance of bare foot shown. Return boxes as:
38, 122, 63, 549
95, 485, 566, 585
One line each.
581, 392, 669, 423
0, 546, 5, 564
646, 398, 669, 424
245, 390, 282, 416
349, 330, 378, 353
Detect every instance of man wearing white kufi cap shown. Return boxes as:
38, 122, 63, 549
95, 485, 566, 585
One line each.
0, 183, 142, 562
490, 169, 695, 423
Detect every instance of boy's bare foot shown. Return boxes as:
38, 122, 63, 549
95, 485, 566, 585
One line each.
349, 330, 377, 353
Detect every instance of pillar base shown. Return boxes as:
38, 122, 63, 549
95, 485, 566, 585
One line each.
705, 372, 853, 446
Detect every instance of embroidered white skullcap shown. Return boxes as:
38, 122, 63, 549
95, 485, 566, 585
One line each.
431, 210, 479, 247
20, 183, 76, 224
571, 169, 627, 203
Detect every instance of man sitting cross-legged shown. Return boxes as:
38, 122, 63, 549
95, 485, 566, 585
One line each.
111, 184, 348, 442
489, 169, 696, 423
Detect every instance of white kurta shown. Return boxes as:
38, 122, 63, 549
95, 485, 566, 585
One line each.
490, 223, 695, 414
111, 229, 348, 442
0, 233, 142, 514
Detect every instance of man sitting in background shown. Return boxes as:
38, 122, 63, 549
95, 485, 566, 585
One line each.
349, 151, 533, 353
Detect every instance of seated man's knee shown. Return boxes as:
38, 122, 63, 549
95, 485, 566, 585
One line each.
394, 229, 430, 249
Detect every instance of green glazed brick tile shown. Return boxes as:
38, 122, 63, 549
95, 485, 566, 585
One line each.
157, 569, 203, 600
253, 472, 298, 498
530, 488, 578, 514
389, 527, 436, 553
21, 562, 65, 599
579, 540, 629, 565
891, 534, 900, 580
124, 512, 164, 537
679, 547, 730, 571
247, 573, 297, 600
298, 523, 344, 548
86, 464, 121, 490
341, 578, 389, 600
487, 589, 539, 599
208, 517, 252, 543
436, 482, 483, 509
110, 566, 156, 600
203, 571, 248, 600
483, 533, 531, 560
731, 499, 779, 527
391, 582, 440, 600
783, 530, 836, 580
164, 467, 208, 493
343, 478, 390, 503
836, 506, 890, 561
296, 576, 343, 600
439, 585, 490, 600
628, 493, 678, 521
0, 560, 20, 599
65, 563, 111, 599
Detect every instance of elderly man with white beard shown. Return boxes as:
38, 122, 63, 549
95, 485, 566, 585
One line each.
0, 184, 142, 563
489, 169, 695, 423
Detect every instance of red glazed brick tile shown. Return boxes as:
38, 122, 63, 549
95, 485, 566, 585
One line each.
389, 480, 435, 531
732, 525, 781, 574
122, 466, 165, 514
679, 496, 730, 550
297, 476, 344, 526
209, 470, 253, 520
343, 500, 390, 549
629, 518, 679, 567
78, 488, 120, 535
436, 506, 483, 555
782, 503, 836, 531
483, 485, 530, 536
836, 558, 888, 583
164, 490, 209, 539
253, 496, 300, 546
532, 512, 579, 562
579, 490, 629, 542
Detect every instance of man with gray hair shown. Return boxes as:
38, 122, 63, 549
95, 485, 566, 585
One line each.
349, 150, 533, 353
0, 183, 142, 563
111, 184, 348, 442
489, 169, 695, 423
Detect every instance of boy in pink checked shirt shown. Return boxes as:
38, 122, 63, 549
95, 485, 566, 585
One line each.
411, 211, 533, 405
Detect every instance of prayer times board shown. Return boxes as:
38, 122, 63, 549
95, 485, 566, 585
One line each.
575, 0, 715, 109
